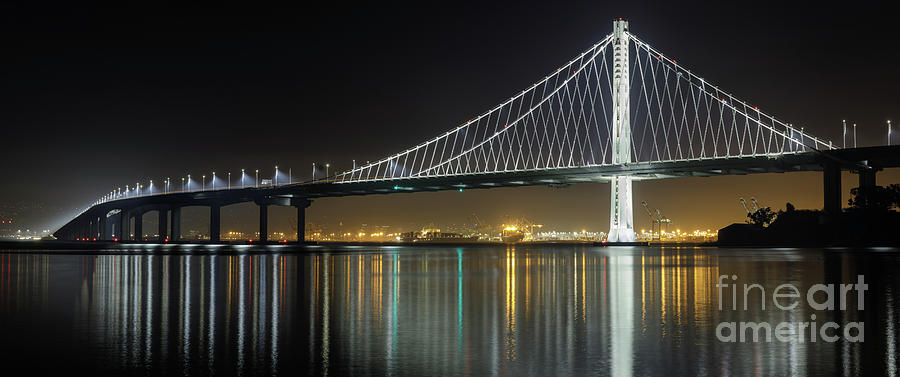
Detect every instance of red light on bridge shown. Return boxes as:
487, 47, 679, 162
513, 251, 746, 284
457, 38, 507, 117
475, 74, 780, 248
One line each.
113, 238, 118, 242
753, 106, 759, 110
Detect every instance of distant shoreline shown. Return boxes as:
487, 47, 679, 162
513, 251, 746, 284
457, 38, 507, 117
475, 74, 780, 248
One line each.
3, 240, 894, 252
0, 239, 679, 251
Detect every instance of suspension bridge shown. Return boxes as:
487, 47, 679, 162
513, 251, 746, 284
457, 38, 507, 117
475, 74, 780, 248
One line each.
54, 19, 900, 243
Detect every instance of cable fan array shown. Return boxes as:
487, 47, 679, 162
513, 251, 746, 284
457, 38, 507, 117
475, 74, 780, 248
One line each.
335, 31, 832, 183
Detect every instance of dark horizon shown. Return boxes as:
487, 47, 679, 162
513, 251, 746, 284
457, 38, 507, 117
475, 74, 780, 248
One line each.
2, 1, 898, 233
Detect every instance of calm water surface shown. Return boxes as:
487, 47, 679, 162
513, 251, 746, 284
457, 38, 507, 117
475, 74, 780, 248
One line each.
0, 245, 897, 376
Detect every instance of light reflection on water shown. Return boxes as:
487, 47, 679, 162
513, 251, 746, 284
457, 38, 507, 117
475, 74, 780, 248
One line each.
0, 246, 897, 376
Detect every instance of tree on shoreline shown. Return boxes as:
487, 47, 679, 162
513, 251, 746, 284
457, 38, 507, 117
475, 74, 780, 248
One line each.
747, 207, 776, 227
848, 184, 900, 210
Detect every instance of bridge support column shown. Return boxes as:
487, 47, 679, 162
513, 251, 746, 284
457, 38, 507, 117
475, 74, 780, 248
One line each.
119, 212, 129, 240
133, 212, 143, 241
158, 208, 168, 242
99, 214, 108, 240
856, 168, 878, 207
106, 216, 115, 240
823, 161, 841, 215
607, 19, 635, 242
259, 204, 268, 243
209, 205, 221, 243
292, 198, 312, 243
170, 207, 181, 241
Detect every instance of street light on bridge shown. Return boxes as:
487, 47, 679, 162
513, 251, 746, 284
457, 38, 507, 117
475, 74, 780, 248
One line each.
166, 178, 170, 194
202, 175, 206, 190
228, 172, 231, 189
187, 175, 191, 191
843, 120, 847, 148
274, 165, 278, 186
241, 169, 245, 187
255, 169, 259, 187
212, 172, 216, 190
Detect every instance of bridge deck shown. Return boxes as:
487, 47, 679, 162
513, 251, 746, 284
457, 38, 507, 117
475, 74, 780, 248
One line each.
53, 145, 900, 239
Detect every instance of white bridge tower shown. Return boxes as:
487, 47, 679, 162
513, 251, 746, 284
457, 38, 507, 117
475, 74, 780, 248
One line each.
607, 19, 636, 242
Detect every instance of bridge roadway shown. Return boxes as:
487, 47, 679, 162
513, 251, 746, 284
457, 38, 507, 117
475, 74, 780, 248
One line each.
54, 145, 900, 243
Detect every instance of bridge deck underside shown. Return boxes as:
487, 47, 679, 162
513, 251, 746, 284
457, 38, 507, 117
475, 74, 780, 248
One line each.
296, 153, 823, 198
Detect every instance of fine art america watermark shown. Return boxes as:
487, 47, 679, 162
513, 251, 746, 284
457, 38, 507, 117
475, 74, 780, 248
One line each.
715, 275, 866, 343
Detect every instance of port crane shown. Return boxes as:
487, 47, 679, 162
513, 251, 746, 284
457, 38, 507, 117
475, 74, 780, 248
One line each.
739, 197, 762, 215
641, 201, 672, 240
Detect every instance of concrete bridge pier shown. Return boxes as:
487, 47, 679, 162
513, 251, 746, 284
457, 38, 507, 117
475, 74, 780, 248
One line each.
118, 211, 127, 240
117, 211, 127, 240
823, 161, 841, 215
258, 204, 268, 242
253, 197, 311, 243
99, 214, 108, 240
133, 211, 143, 241
209, 205, 221, 242
294, 198, 312, 244
855, 168, 878, 207
170, 207, 181, 241
158, 208, 168, 242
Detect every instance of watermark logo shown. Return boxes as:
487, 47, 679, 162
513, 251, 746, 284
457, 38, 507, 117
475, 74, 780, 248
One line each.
715, 274, 865, 343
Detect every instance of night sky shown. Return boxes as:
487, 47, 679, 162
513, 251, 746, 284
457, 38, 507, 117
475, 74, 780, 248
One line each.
1, 1, 898, 233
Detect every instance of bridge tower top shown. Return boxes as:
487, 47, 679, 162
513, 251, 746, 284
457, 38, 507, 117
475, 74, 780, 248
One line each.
613, 18, 628, 33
